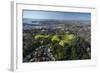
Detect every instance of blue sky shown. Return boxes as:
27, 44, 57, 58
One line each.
23, 10, 91, 20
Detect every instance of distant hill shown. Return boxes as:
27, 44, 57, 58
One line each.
23, 18, 90, 30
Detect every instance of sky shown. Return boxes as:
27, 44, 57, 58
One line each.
23, 10, 91, 21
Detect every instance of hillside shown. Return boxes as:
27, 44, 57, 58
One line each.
23, 19, 91, 62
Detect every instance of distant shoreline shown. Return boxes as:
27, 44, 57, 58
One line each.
23, 18, 91, 26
